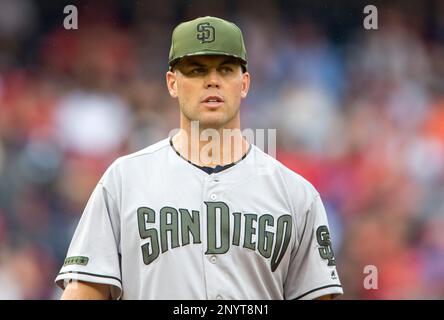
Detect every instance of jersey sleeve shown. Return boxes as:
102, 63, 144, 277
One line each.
284, 194, 343, 300
55, 182, 122, 299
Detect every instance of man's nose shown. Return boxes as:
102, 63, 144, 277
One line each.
205, 69, 220, 88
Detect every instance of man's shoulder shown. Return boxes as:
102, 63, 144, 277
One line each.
250, 145, 319, 196
116, 138, 171, 164
102, 138, 171, 177
97, 138, 171, 190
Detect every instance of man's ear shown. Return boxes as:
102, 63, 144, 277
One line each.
240, 71, 250, 99
166, 71, 178, 98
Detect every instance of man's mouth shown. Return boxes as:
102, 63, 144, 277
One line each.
201, 95, 224, 108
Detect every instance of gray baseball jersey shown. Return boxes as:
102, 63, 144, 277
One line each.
55, 137, 343, 299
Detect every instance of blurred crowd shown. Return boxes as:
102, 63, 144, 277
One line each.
0, 0, 443, 299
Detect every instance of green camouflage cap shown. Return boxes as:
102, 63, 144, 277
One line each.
169, 16, 248, 71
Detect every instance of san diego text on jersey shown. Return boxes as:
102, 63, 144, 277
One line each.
137, 201, 292, 271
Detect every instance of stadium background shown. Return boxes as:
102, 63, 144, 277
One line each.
0, 0, 443, 299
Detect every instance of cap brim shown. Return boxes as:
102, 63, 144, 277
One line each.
169, 51, 247, 69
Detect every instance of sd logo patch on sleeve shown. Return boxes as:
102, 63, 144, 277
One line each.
316, 226, 336, 266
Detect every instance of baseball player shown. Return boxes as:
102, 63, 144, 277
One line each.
56, 16, 343, 300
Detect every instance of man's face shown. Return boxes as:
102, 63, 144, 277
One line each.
166, 55, 250, 130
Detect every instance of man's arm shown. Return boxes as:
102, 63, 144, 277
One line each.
61, 280, 111, 300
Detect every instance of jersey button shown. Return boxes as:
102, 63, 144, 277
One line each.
210, 255, 217, 263
210, 194, 217, 200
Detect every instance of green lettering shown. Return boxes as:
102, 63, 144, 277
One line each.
205, 201, 230, 254
179, 208, 201, 245
271, 215, 292, 272
243, 214, 257, 251
137, 207, 159, 265
232, 212, 241, 246
258, 214, 274, 258
160, 207, 180, 253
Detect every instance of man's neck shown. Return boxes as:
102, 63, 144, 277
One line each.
172, 125, 250, 168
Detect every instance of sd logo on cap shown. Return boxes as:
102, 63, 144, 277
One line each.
197, 22, 215, 43
168, 16, 248, 71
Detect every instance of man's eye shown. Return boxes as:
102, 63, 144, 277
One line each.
191, 68, 206, 74
220, 66, 233, 74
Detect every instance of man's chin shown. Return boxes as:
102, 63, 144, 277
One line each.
193, 115, 229, 130
182, 110, 238, 131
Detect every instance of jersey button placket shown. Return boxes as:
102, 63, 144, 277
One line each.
202, 175, 221, 299
203, 174, 225, 300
